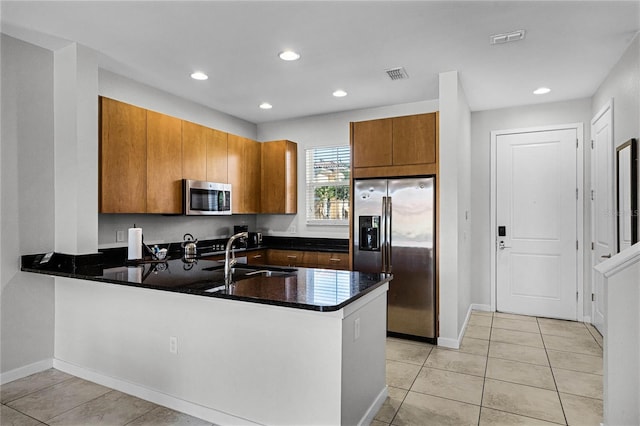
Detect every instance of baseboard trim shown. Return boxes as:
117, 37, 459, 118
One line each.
437, 304, 492, 349
0, 358, 53, 385
358, 386, 388, 426
52, 359, 260, 425
471, 303, 492, 312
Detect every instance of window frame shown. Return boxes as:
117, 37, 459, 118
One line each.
305, 145, 351, 226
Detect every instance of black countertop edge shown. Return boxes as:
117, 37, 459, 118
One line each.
21, 263, 391, 312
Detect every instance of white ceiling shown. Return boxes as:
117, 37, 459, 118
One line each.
2, 1, 639, 124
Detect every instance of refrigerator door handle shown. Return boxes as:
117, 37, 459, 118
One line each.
387, 196, 392, 271
381, 196, 388, 272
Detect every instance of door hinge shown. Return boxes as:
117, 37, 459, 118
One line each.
576, 291, 579, 301
576, 188, 579, 200
576, 139, 579, 148
591, 140, 594, 149
591, 241, 594, 250
576, 240, 579, 250
592, 293, 595, 302
591, 189, 595, 201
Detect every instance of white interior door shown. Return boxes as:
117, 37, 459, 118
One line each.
496, 129, 578, 319
591, 103, 614, 334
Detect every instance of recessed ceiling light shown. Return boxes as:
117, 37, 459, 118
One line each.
533, 87, 551, 95
190, 71, 208, 80
259, 102, 273, 110
278, 50, 300, 61
333, 89, 348, 98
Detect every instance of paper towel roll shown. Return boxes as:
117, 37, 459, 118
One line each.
128, 228, 142, 260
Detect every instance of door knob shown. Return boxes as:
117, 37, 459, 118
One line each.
601, 253, 612, 259
499, 241, 512, 250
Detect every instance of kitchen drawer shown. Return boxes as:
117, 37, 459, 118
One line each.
246, 250, 267, 265
316, 252, 349, 270
267, 249, 317, 267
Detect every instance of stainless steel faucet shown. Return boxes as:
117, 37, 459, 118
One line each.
224, 231, 248, 287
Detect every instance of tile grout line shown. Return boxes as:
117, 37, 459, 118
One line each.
37, 388, 116, 425
1, 374, 76, 405
122, 404, 161, 426
386, 346, 433, 426
476, 312, 493, 425
538, 317, 570, 426
2, 402, 50, 426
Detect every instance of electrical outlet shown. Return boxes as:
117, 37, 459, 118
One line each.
354, 318, 360, 341
288, 225, 296, 234
169, 336, 178, 354
116, 230, 126, 242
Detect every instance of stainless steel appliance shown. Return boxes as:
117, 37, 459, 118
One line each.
353, 177, 436, 341
247, 232, 263, 248
183, 179, 231, 215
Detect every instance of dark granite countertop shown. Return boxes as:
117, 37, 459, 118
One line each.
21, 253, 390, 312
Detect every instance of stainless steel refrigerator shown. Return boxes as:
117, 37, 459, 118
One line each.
353, 177, 436, 341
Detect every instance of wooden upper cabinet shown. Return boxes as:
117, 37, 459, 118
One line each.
227, 134, 261, 214
261, 140, 297, 214
206, 128, 228, 183
351, 118, 392, 168
147, 110, 183, 214
182, 121, 208, 182
182, 121, 228, 183
99, 97, 147, 213
351, 112, 438, 178
244, 138, 262, 214
392, 113, 436, 166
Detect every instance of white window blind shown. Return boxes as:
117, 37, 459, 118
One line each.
305, 146, 350, 225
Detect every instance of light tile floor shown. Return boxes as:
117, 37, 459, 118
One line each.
374, 310, 604, 426
1, 369, 213, 426
0, 310, 603, 426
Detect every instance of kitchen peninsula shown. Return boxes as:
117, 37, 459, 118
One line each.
22, 253, 390, 425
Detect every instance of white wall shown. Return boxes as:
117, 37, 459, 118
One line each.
54, 43, 99, 254
591, 33, 640, 259
256, 99, 439, 238
98, 71, 260, 247
592, 34, 640, 150
438, 71, 471, 346
470, 99, 592, 314
98, 214, 257, 248
1, 34, 55, 374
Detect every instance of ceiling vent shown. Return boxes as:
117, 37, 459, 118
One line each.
490, 29, 526, 45
385, 67, 409, 81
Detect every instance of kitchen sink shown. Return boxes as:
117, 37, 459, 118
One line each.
200, 264, 297, 291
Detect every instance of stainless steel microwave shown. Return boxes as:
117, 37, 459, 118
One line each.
183, 179, 232, 215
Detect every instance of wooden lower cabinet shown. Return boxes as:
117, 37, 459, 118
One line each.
246, 250, 267, 265
266, 249, 348, 270
267, 249, 318, 267
316, 252, 349, 270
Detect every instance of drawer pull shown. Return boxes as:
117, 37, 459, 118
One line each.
252, 255, 262, 259
329, 258, 341, 262
286, 255, 297, 259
